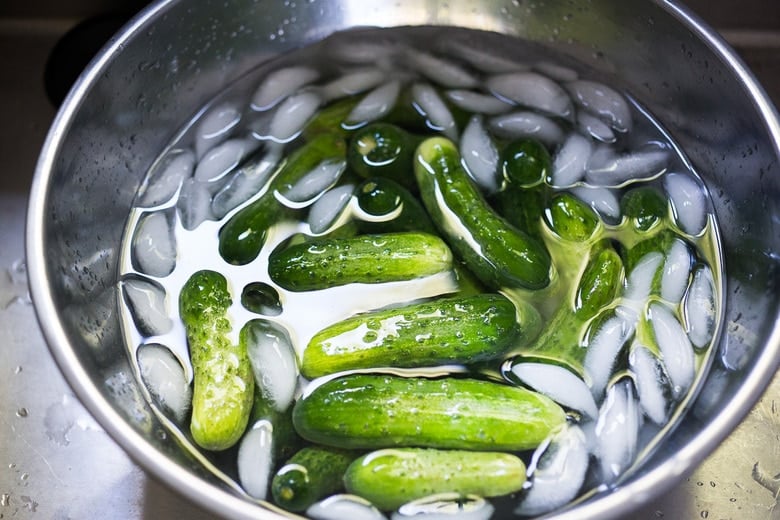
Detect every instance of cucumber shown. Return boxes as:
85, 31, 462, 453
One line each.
515, 243, 624, 376
354, 177, 436, 234
301, 293, 531, 378
544, 192, 600, 242
271, 445, 359, 512
348, 123, 421, 190
621, 186, 668, 232
303, 97, 359, 139
500, 138, 550, 187
414, 136, 551, 290
179, 270, 254, 451
344, 448, 527, 511
219, 132, 346, 265
268, 231, 453, 291
292, 374, 566, 451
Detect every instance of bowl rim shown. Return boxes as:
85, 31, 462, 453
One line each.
25, 0, 780, 518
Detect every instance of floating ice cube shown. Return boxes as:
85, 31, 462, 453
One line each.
585, 146, 668, 187
243, 320, 298, 411
406, 49, 479, 89
488, 111, 563, 147
595, 379, 640, 483
411, 83, 457, 140
345, 80, 402, 128
237, 420, 274, 499
486, 72, 572, 118
665, 172, 707, 235
511, 362, 598, 418
661, 239, 692, 304
137, 344, 191, 423
584, 309, 636, 399
444, 89, 513, 115
325, 36, 400, 65
177, 178, 213, 231
566, 80, 632, 132
321, 68, 386, 101
139, 149, 194, 207
251, 66, 319, 111
308, 184, 355, 234
279, 158, 347, 207
533, 61, 579, 82
309, 494, 388, 520
132, 211, 176, 277
267, 91, 322, 143
211, 145, 282, 219
624, 252, 664, 302
576, 111, 616, 143
551, 133, 593, 187
122, 277, 172, 336
194, 138, 256, 183
393, 494, 493, 520
460, 116, 499, 192
685, 264, 716, 349
195, 102, 242, 159
629, 343, 670, 425
649, 302, 695, 399
442, 39, 528, 74
515, 425, 589, 516
569, 185, 620, 220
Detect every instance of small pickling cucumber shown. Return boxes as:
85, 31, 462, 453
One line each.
500, 138, 551, 187
620, 186, 668, 232
414, 137, 551, 290
292, 374, 566, 451
354, 177, 436, 234
516, 243, 624, 376
271, 445, 359, 512
219, 132, 346, 265
301, 293, 531, 378
179, 270, 254, 451
348, 123, 421, 190
544, 192, 601, 242
303, 97, 359, 139
268, 231, 453, 292
344, 448, 527, 511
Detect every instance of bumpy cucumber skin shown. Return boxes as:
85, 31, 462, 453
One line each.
268, 231, 453, 291
414, 137, 551, 290
271, 445, 358, 512
292, 374, 566, 451
179, 270, 254, 451
545, 192, 600, 242
344, 448, 527, 511
517, 244, 624, 376
219, 132, 346, 265
621, 186, 668, 232
302, 293, 524, 378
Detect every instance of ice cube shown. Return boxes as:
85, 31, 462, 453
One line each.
122, 277, 172, 336
460, 115, 499, 192
237, 420, 274, 499
132, 211, 176, 277
566, 80, 632, 132
137, 344, 191, 423
486, 71, 572, 118
411, 83, 457, 140
139, 149, 194, 207
243, 320, 298, 411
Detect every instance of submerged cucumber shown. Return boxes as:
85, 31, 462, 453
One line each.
219, 132, 346, 265
179, 270, 254, 451
301, 293, 533, 378
621, 186, 668, 232
348, 123, 421, 190
354, 177, 436, 234
293, 374, 566, 451
414, 137, 551, 290
271, 445, 358, 512
344, 448, 527, 511
268, 231, 453, 291
544, 192, 600, 242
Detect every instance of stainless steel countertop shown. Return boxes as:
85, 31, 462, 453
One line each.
1, 5, 779, 519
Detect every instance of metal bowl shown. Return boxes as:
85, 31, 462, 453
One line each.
26, 0, 780, 518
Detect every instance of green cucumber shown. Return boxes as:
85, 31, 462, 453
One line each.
301, 293, 531, 378
354, 177, 436, 234
271, 445, 358, 512
303, 97, 359, 139
544, 192, 600, 242
620, 186, 668, 232
348, 123, 421, 190
268, 231, 453, 291
292, 374, 566, 451
219, 132, 346, 265
516, 243, 624, 376
344, 448, 527, 511
179, 270, 254, 451
500, 138, 550, 187
414, 137, 551, 290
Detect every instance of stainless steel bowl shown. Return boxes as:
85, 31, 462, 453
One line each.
26, 0, 780, 518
